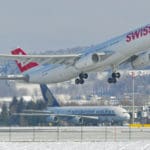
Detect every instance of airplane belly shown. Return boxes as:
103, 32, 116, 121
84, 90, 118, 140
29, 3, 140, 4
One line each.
28, 65, 79, 84
84, 35, 150, 73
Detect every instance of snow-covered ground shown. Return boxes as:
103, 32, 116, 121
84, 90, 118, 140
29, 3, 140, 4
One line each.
0, 141, 150, 150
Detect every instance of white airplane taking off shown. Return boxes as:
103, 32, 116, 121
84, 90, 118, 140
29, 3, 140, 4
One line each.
0, 24, 150, 84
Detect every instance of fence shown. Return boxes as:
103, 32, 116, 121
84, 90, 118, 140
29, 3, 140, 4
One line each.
0, 126, 149, 142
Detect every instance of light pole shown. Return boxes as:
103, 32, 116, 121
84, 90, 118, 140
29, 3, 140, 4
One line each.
131, 71, 135, 124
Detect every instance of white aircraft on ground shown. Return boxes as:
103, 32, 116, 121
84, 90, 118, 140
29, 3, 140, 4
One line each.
0, 24, 150, 84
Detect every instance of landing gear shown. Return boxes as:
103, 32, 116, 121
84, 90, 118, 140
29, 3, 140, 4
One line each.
75, 73, 88, 84
108, 77, 117, 84
112, 72, 120, 78
79, 73, 88, 79
75, 78, 84, 84
108, 72, 121, 84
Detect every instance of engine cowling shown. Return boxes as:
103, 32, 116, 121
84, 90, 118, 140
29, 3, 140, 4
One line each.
131, 52, 150, 69
71, 116, 83, 124
47, 116, 58, 123
75, 53, 99, 70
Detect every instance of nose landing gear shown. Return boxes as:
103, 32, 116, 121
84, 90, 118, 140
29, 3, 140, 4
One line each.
75, 73, 88, 84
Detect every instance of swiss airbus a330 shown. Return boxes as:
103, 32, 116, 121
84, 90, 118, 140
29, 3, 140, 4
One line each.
0, 24, 150, 84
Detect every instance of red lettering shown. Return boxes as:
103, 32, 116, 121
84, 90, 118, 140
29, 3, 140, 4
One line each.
146, 26, 150, 33
126, 33, 132, 42
142, 27, 148, 36
126, 25, 150, 43
140, 29, 143, 37
133, 30, 140, 39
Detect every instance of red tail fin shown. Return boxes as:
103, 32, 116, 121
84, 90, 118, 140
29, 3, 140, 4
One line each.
11, 48, 39, 73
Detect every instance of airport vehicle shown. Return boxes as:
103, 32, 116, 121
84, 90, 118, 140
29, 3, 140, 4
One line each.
25, 84, 130, 126
0, 24, 150, 84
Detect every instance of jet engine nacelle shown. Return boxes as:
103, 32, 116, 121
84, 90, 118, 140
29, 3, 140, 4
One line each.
47, 116, 58, 123
75, 53, 99, 70
71, 116, 83, 125
131, 52, 150, 69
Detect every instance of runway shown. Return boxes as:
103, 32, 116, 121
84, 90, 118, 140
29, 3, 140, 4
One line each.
0, 126, 149, 142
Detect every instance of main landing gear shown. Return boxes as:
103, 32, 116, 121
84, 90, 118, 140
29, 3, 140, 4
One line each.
75, 73, 88, 84
108, 72, 121, 84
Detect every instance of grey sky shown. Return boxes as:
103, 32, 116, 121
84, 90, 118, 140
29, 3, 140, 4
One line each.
0, 0, 150, 52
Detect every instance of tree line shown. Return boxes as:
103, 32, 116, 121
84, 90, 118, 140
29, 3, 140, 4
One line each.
0, 97, 48, 126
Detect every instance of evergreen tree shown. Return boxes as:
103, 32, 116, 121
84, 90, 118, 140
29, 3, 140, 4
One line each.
17, 97, 26, 113
9, 96, 18, 113
26, 101, 36, 109
9, 97, 19, 125
35, 100, 47, 110
0, 104, 9, 126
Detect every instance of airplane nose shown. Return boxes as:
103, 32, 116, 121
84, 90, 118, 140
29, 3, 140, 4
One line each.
125, 113, 130, 120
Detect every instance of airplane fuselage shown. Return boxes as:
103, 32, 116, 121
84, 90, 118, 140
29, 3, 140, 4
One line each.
46, 106, 130, 125
24, 25, 150, 84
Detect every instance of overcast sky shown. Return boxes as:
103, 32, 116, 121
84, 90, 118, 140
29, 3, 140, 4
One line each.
0, 0, 150, 53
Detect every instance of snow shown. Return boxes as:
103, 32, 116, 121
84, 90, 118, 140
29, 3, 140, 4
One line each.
0, 127, 149, 149
0, 141, 150, 150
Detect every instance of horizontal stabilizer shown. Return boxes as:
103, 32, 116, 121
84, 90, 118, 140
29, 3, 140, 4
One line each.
0, 75, 28, 81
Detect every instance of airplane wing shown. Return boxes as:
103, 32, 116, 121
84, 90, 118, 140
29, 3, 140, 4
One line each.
0, 52, 107, 65
13, 111, 99, 121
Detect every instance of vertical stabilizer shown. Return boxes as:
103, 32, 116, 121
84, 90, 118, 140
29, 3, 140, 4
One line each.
11, 48, 39, 73
40, 84, 60, 107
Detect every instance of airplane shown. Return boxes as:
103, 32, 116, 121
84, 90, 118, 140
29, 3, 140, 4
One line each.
20, 84, 130, 126
0, 24, 150, 84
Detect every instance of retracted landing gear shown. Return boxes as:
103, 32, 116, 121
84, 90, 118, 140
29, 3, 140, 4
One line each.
75, 73, 88, 84
108, 72, 121, 84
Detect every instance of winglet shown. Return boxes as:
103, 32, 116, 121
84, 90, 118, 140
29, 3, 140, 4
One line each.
40, 84, 60, 107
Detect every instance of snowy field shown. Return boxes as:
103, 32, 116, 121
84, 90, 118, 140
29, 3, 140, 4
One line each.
0, 141, 150, 150
0, 127, 149, 149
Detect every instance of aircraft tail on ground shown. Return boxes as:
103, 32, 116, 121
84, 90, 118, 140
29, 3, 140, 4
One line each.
11, 48, 39, 73
40, 84, 60, 107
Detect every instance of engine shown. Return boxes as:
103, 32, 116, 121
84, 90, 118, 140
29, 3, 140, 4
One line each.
131, 52, 150, 69
75, 53, 99, 70
71, 116, 83, 125
46, 116, 58, 123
